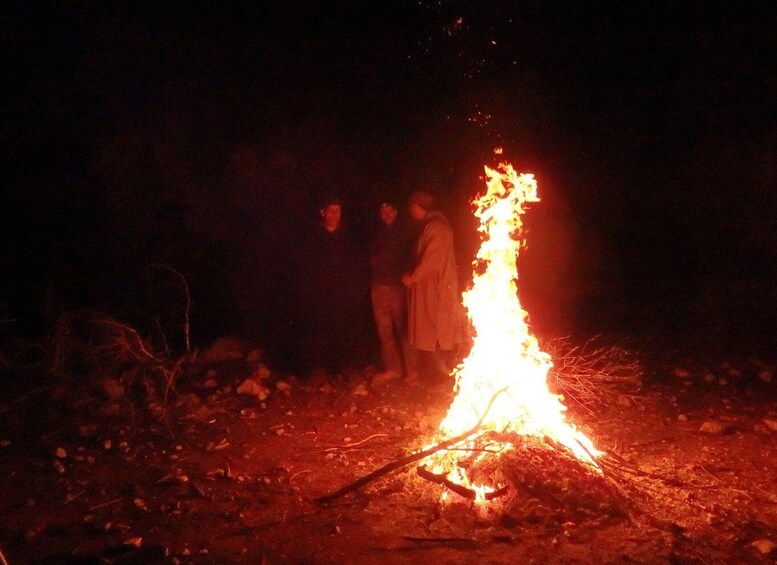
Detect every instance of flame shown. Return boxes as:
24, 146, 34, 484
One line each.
428, 162, 601, 499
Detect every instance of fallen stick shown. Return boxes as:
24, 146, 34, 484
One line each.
322, 433, 389, 452
316, 388, 507, 504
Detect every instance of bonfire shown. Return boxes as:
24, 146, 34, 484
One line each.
419, 162, 602, 503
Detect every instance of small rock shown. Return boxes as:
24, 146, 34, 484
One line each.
673, 367, 690, 378
237, 378, 271, 401
203, 378, 218, 389
320, 383, 334, 394
727, 367, 742, 378
104, 439, 112, 449
79, 424, 97, 437
350, 382, 369, 396
751, 539, 776, 555
758, 370, 773, 383
252, 365, 271, 380
276, 381, 292, 396
703, 373, 716, 383
55, 447, 67, 459
53, 460, 65, 474
718, 378, 728, 386
763, 419, 777, 432
699, 421, 725, 434
201, 337, 246, 363
246, 348, 264, 364
678, 414, 688, 422
124, 537, 142, 548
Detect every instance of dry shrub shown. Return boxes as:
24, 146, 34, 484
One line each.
545, 336, 643, 414
48, 311, 184, 409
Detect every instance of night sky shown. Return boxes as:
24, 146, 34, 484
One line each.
3, 2, 776, 361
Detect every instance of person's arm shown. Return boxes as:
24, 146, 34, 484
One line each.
406, 221, 451, 285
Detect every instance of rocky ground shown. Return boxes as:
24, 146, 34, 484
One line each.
1, 335, 777, 564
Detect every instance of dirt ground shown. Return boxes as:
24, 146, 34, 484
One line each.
1, 337, 777, 564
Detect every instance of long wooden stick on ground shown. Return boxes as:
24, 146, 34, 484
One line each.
316, 387, 507, 504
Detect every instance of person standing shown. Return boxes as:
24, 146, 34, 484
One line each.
369, 201, 417, 384
297, 197, 365, 379
402, 191, 462, 383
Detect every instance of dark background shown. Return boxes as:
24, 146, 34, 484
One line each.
2, 1, 776, 366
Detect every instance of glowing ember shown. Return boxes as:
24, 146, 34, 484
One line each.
425, 162, 601, 501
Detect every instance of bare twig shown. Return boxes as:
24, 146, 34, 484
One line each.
322, 433, 389, 452
146, 264, 192, 353
545, 336, 642, 413
89, 498, 123, 511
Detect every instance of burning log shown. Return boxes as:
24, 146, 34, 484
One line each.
416, 465, 509, 501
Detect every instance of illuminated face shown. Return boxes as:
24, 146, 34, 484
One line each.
409, 202, 426, 221
379, 203, 398, 226
321, 204, 342, 232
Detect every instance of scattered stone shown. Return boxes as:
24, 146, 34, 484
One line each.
718, 378, 728, 386
124, 537, 143, 548
699, 421, 726, 435
55, 447, 67, 459
673, 367, 690, 378
276, 381, 292, 396
252, 365, 272, 380
201, 337, 246, 363
350, 382, 369, 396
763, 419, 777, 432
758, 370, 773, 383
104, 439, 112, 450
246, 348, 264, 364
203, 378, 218, 389
678, 414, 688, 422
320, 383, 334, 394
53, 460, 65, 474
751, 539, 776, 555
237, 378, 271, 401
703, 373, 716, 383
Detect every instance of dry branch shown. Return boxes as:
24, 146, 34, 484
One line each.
545, 336, 642, 413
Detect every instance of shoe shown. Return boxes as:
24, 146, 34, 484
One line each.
372, 370, 400, 387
